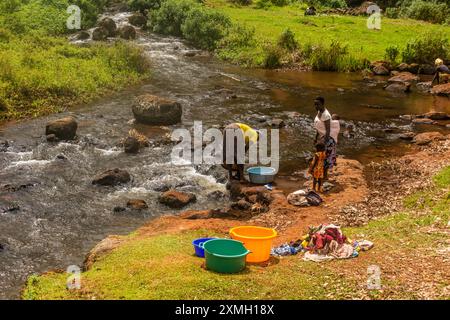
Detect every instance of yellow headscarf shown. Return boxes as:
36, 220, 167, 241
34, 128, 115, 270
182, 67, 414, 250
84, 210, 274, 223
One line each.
235, 123, 258, 144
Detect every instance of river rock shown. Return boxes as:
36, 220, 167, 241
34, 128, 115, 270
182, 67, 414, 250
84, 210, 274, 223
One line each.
126, 199, 148, 210
132, 94, 182, 125
119, 25, 136, 40
406, 63, 420, 74
0, 140, 8, 152
231, 199, 252, 210
92, 168, 131, 186
159, 190, 196, 208
76, 30, 91, 40
97, 18, 117, 37
431, 83, 450, 97
128, 13, 147, 28
412, 118, 435, 125
399, 132, 415, 140
207, 190, 226, 200
370, 61, 391, 76
384, 82, 411, 93
270, 118, 285, 128
123, 136, 140, 154
388, 72, 420, 85
397, 63, 409, 72
421, 112, 449, 121
416, 81, 432, 92
45, 117, 78, 140
419, 64, 435, 75
92, 27, 108, 41
413, 132, 444, 145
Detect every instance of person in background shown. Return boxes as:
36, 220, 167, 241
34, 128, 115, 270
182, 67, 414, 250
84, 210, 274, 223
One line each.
222, 122, 259, 182
432, 58, 450, 85
308, 143, 326, 192
313, 96, 335, 179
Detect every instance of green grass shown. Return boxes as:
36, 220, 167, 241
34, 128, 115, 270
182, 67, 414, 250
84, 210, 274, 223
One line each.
22, 166, 450, 300
0, 0, 150, 121
207, 0, 450, 66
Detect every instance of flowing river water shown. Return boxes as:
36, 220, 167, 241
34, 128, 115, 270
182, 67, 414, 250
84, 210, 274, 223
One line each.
1, 12, 449, 299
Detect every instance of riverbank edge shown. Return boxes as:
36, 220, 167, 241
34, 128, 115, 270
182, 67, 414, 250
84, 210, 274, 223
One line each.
21, 135, 450, 299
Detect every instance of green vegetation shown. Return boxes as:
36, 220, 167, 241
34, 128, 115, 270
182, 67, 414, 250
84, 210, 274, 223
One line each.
23, 166, 450, 300
386, 0, 450, 25
0, 0, 150, 121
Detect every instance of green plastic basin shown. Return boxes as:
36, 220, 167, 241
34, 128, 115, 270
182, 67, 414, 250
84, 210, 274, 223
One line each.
202, 239, 250, 274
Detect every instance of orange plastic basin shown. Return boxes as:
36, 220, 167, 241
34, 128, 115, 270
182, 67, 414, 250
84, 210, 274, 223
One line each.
229, 226, 277, 263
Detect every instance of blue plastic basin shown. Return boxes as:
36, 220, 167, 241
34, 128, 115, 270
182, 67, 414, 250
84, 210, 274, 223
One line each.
247, 167, 277, 184
192, 237, 216, 257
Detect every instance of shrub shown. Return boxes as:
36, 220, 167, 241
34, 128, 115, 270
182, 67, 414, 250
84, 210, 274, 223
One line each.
385, 45, 400, 64
150, 0, 199, 36
402, 33, 449, 64
128, 0, 163, 13
181, 8, 231, 50
229, 0, 252, 5
271, 0, 290, 6
309, 0, 347, 8
255, 0, 272, 9
216, 24, 258, 66
277, 28, 298, 52
263, 43, 283, 68
401, 0, 449, 24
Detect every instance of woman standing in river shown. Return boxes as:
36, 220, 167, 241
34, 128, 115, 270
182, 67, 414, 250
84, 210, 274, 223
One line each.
313, 97, 337, 179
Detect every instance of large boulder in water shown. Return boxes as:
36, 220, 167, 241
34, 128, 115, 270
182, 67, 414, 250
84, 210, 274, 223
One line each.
413, 132, 444, 145
119, 25, 136, 40
92, 168, 131, 186
388, 72, 420, 85
132, 94, 182, 125
158, 190, 196, 208
384, 82, 410, 93
431, 83, 450, 97
45, 117, 78, 140
421, 111, 449, 121
128, 13, 147, 28
97, 18, 117, 37
370, 61, 391, 76
92, 27, 108, 41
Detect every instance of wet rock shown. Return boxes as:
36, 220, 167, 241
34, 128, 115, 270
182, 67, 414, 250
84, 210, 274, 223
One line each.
0, 140, 8, 152
123, 136, 140, 154
388, 72, 420, 85
97, 18, 117, 37
128, 13, 147, 28
113, 206, 126, 213
180, 210, 212, 219
399, 132, 415, 140
431, 83, 450, 97
406, 63, 420, 74
416, 81, 432, 92
270, 118, 285, 128
227, 181, 242, 200
422, 112, 449, 121
397, 63, 409, 72
92, 27, 108, 41
184, 51, 197, 57
132, 94, 182, 125
412, 118, 435, 125
419, 64, 435, 75
92, 168, 131, 186
45, 117, 77, 140
231, 199, 252, 210
158, 190, 196, 208
46, 134, 58, 142
118, 25, 136, 40
1, 204, 20, 214
126, 199, 148, 210
0, 243, 4, 252
55, 154, 67, 161
370, 61, 391, 75
399, 114, 416, 121
207, 190, 226, 200
84, 235, 124, 270
413, 132, 444, 145
76, 30, 90, 40
384, 82, 411, 93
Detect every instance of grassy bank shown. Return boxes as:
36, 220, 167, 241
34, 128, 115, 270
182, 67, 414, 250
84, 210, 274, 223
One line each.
22, 166, 450, 300
207, 0, 450, 68
0, 0, 150, 121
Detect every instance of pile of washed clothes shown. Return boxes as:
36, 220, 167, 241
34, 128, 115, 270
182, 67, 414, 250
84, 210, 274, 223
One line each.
271, 224, 373, 262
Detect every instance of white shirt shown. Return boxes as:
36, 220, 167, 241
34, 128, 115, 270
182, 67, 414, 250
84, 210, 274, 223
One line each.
314, 109, 332, 138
